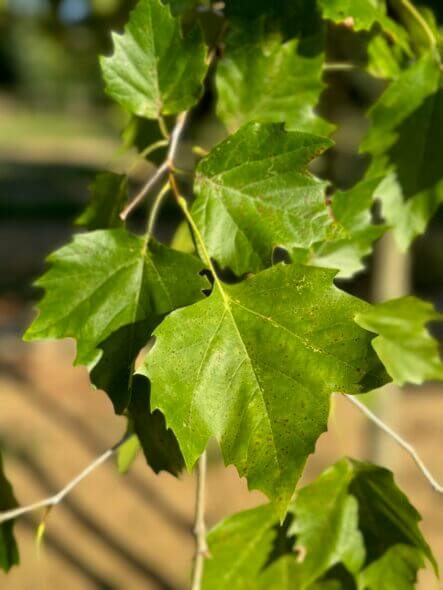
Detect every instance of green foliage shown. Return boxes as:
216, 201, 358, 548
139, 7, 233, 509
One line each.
24, 230, 208, 411
0, 453, 19, 572
355, 296, 443, 385
100, 0, 208, 118
202, 458, 435, 589
143, 262, 386, 514
12, 0, 443, 585
192, 122, 333, 276
216, 32, 332, 135
292, 178, 387, 278
362, 53, 443, 248
357, 545, 425, 590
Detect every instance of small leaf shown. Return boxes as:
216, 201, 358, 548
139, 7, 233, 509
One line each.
25, 229, 208, 412
0, 452, 19, 572
100, 0, 208, 118
361, 53, 443, 248
357, 544, 424, 590
143, 264, 387, 514
355, 296, 443, 385
76, 172, 128, 231
318, 0, 410, 52
202, 504, 277, 589
216, 33, 332, 136
117, 431, 141, 474
192, 122, 333, 276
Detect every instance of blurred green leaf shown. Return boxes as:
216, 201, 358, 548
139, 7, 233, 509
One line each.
357, 545, 424, 589
355, 296, 443, 385
0, 453, 19, 573
76, 172, 128, 231
216, 33, 332, 135
361, 53, 443, 248
100, 0, 208, 118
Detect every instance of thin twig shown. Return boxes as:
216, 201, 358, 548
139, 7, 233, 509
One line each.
343, 394, 443, 493
191, 451, 209, 590
120, 111, 189, 220
0, 434, 133, 525
146, 182, 170, 238
120, 161, 168, 220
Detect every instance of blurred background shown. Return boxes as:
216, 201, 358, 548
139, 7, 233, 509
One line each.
0, 0, 442, 588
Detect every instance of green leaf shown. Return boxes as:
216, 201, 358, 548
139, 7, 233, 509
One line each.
366, 34, 405, 79
355, 296, 443, 385
293, 178, 387, 278
216, 33, 332, 136
100, 0, 208, 118
201, 457, 434, 588
88, 319, 155, 414
348, 459, 437, 573
76, 172, 128, 231
319, 0, 384, 31
117, 430, 141, 474
202, 503, 277, 589
257, 556, 305, 589
357, 545, 424, 590
128, 375, 185, 475
223, 0, 323, 42
0, 452, 19, 572
318, 0, 410, 51
192, 122, 334, 276
289, 459, 366, 586
143, 263, 386, 514
24, 229, 208, 386
361, 53, 443, 248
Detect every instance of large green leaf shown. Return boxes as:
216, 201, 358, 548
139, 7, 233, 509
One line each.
76, 172, 128, 231
143, 263, 386, 514
292, 178, 387, 278
289, 459, 365, 586
357, 545, 424, 590
355, 296, 443, 385
0, 452, 19, 572
361, 53, 443, 248
216, 33, 332, 135
192, 123, 333, 277
202, 504, 277, 589
100, 0, 208, 118
24, 229, 208, 372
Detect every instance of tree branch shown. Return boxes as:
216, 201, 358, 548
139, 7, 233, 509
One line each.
0, 434, 133, 525
191, 451, 209, 590
343, 394, 443, 493
120, 111, 189, 220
